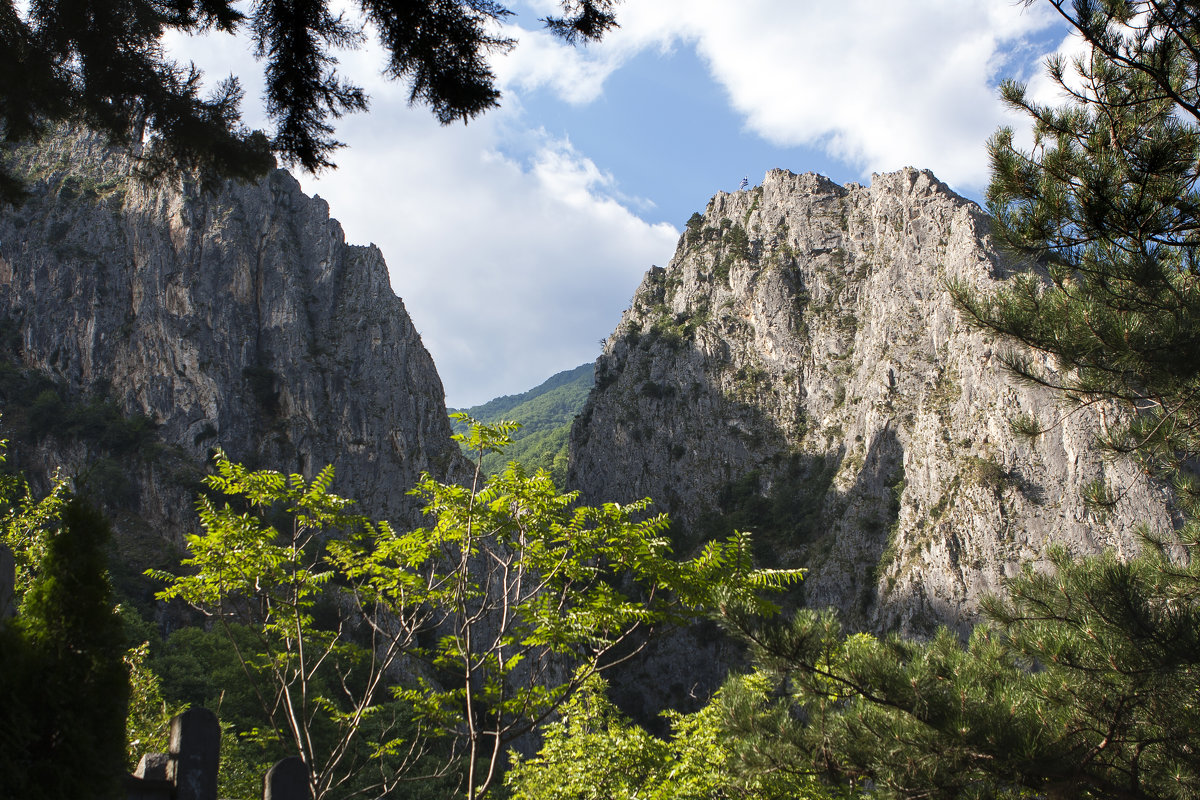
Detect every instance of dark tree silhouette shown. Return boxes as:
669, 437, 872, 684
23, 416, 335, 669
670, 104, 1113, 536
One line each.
0, 0, 621, 200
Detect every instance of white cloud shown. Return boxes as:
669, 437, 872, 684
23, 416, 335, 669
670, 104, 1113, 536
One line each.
1024, 27, 1092, 109
499, 0, 1067, 193
297, 107, 677, 407
494, 27, 620, 105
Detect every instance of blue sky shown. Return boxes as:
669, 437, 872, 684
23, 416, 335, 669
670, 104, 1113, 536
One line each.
503, 42, 858, 229
168, 1, 1077, 407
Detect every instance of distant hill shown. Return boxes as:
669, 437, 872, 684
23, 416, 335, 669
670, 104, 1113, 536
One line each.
450, 363, 593, 483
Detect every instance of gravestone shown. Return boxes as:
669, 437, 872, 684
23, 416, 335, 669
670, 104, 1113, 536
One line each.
167, 707, 219, 800
263, 756, 309, 800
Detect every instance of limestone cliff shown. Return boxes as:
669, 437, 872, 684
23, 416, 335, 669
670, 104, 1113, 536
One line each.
0, 130, 460, 587
571, 168, 1176, 636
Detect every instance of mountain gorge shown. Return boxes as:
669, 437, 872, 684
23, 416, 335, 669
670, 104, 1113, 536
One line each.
0, 131, 1178, 691
451, 362, 593, 482
570, 167, 1175, 635
0, 128, 1191, 799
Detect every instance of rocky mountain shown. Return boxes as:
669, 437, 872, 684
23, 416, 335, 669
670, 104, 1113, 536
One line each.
570, 168, 1176, 638
0, 130, 461, 596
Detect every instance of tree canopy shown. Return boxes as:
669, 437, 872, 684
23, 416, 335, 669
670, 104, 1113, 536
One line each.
153, 417, 801, 799
957, 0, 1200, 517
0, 0, 621, 200
1, 466, 130, 800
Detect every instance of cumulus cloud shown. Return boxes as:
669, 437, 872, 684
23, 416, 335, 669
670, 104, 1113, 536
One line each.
299, 109, 677, 407
499, 0, 1066, 193
1024, 26, 1093, 108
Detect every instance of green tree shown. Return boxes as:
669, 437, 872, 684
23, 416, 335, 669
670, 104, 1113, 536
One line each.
152, 456, 433, 800
506, 673, 839, 800
957, 0, 1200, 510
123, 641, 178, 770
716, 4, 1200, 799
723, 580, 1200, 800
155, 418, 800, 799
1, 498, 130, 800
0, 0, 620, 201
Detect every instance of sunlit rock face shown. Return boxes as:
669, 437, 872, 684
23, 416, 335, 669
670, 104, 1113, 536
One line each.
572, 167, 1174, 641
0, 130, 461, 576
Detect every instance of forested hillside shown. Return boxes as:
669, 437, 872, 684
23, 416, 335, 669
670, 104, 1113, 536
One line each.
450, 363, 592, 483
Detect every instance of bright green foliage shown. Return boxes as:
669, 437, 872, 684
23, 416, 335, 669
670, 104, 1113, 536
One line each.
1, 466, 69, 601
155, 422, 801, 799
152, 455, 423, 800
506, 674, 839, 800
345, 415, 801, 798
124, 641, 182, 770
506, 678, 672, 800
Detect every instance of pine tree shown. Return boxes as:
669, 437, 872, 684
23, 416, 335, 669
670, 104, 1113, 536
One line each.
0, 0, 621, 201
720, 5, 1200, 799
955, 0, 1200, 518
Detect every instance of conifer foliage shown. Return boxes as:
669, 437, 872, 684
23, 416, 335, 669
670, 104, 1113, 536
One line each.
1, 491, 130, 800
718, 4, 1200, 799
958, 0, 1200, 513
0, 0, 620, 200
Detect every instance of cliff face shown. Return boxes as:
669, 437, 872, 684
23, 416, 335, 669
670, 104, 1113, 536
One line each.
0, 131, 460, 580
571, 168, 1175, 636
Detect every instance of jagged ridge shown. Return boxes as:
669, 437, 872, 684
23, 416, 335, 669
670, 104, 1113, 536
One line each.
571, 167, 1175, 635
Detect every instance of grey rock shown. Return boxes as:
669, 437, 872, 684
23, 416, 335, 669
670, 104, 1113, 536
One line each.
263, 757, 309, 800
167, 707, 219, 800
571, 168, 1175, 636
0, 129, 461, 568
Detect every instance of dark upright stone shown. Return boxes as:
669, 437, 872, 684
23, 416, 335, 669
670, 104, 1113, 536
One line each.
168, 707, 220, 800
0, 543, 14, 623
263, 756, 310, 800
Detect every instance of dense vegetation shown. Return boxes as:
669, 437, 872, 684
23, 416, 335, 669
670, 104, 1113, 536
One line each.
450, 363, 593, 484
0, 419, 801, 798
0, 466, 128, 799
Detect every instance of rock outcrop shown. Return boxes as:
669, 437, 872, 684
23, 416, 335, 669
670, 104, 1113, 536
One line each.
0, 130, 460, 586
571, 168, 1175, 636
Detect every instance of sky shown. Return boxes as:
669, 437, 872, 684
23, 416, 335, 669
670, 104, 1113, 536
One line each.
167, 1, 1079, 407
